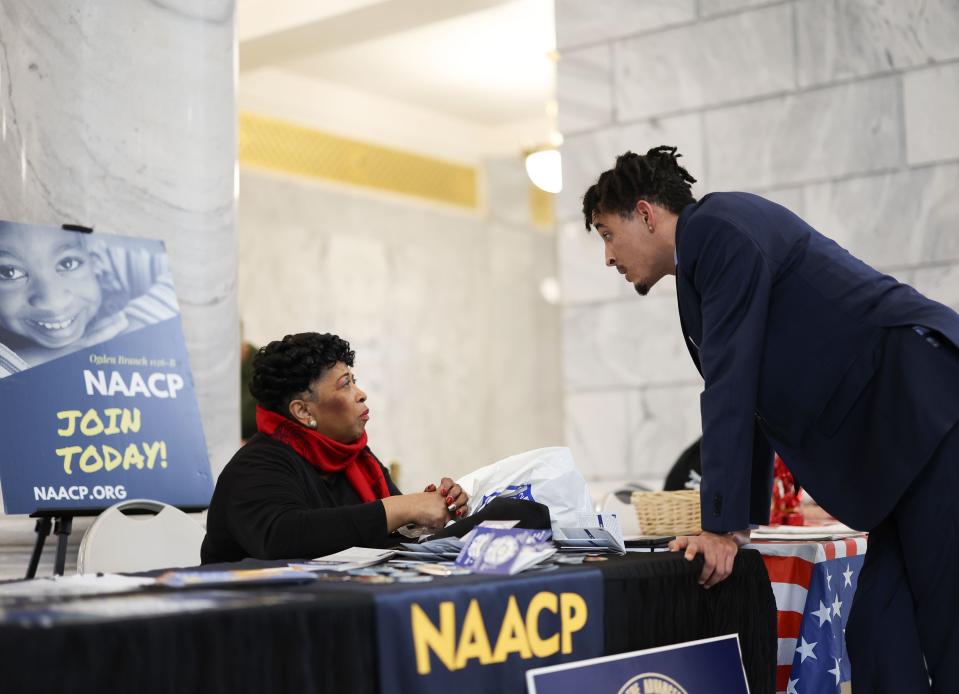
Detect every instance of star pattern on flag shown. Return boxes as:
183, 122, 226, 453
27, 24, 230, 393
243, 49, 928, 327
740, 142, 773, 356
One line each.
796, 636, 818, 663
812, 599, 832, 626
828, 656, 842, 685
765, 543, 865, 694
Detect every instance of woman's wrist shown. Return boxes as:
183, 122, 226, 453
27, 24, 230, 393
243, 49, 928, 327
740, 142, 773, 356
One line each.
381, 495, 413, 532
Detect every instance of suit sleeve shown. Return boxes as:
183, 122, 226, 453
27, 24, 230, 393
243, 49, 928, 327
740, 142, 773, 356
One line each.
749, 425, 774, 527
225, 454, 391, 560
686, 216, 773, 533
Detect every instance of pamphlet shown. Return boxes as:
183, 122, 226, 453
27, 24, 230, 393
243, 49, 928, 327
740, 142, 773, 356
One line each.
299, 547, 396, 572
553, 513, 626, 554
454, 527, 555, 575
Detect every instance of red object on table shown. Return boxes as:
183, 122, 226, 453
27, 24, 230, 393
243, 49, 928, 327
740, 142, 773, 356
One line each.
770, 454, 804, 526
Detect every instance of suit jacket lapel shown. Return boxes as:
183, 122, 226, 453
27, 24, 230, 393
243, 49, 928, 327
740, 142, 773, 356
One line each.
674, 203, 704, 377
676, 276, 703, 376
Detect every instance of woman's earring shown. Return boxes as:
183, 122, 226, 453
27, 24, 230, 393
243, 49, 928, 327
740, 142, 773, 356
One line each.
308, 419, 317, 428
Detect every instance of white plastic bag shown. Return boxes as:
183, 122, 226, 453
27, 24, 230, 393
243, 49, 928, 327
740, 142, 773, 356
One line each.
456, 447, 593, 527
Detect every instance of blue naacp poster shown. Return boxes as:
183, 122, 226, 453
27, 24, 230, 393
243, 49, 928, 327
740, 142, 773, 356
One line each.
526, 634, 749, 694
375, 569, 604, 694
0, 220, 212, 514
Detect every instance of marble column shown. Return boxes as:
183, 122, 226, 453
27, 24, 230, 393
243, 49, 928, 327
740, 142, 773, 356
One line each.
0, 0, 237, 575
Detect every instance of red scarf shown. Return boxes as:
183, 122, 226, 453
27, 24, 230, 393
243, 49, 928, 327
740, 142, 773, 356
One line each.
255, 406, 391, 503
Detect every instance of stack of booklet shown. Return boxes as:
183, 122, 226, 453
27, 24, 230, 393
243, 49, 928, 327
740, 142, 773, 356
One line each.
552, 513, 626, 555
748, 522, 864, 542
396, 537, 463, 560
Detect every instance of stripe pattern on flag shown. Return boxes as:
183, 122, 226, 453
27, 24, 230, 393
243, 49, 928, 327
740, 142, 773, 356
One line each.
752, 536, 867, 694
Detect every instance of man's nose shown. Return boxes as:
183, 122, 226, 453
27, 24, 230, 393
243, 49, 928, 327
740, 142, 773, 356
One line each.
605, 249, 616, 267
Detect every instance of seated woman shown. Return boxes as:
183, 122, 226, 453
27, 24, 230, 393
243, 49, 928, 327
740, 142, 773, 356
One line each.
201, 332, 468, 563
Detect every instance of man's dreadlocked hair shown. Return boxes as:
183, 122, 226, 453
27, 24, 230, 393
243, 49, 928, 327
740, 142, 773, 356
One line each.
582, 146, 697, 231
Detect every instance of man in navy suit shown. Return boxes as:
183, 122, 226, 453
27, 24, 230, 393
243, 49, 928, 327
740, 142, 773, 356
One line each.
582, 147, 959, 693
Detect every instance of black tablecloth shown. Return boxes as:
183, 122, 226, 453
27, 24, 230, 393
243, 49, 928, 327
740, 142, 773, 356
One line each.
0, 550, 776, 694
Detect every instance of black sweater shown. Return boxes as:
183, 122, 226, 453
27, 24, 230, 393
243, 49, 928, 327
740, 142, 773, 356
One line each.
201, 433, 402, 564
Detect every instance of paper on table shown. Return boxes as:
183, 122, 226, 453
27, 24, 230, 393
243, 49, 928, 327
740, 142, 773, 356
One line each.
303, 547, 395, 571
553, 513, 626, 554
0, 573, 155, 600
400, 537, 464, 555
750, 522, 864, 540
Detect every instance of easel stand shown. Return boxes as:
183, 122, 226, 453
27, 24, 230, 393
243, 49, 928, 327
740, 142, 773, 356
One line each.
26, 514, 74, 578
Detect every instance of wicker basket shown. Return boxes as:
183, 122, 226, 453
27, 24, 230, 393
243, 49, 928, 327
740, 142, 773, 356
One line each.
630, 490, 702, 536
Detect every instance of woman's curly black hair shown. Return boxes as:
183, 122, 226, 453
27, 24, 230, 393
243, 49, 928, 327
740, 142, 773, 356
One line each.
248, 332, 355, 415
582, 146, 697, 230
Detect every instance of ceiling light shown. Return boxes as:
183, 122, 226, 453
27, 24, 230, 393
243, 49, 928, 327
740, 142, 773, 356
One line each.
539, 277, 561, 305
525, 149, 562, 194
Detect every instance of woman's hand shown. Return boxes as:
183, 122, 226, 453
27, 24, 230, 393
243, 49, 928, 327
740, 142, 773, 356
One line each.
382, 492, 450, 532
424, 477, 469, 518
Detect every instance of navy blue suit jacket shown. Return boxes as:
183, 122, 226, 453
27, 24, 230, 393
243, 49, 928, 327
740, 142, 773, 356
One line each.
675, 193, 959, 532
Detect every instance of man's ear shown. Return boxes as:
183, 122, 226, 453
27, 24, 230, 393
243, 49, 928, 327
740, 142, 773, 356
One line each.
635, 199, 654, 229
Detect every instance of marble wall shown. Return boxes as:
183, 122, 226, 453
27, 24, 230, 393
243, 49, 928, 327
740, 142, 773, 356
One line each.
237, 159, 563, 492
555, 0, 959, 491
0, 0, 237, 577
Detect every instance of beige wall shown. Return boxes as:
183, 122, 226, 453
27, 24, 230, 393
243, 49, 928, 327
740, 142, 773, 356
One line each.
237, 161, 563, 491
555, 0, 959, 488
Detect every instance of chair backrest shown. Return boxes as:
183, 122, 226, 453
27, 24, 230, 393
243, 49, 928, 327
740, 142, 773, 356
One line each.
77, 499, 205, 574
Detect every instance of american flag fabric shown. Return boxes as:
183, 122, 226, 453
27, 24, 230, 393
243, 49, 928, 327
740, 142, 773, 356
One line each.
751, 537, 867, 694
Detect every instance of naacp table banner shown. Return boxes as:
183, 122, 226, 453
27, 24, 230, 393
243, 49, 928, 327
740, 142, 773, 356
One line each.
375, 569, 604, 694
0, 221, 212, 514
526, 634, 749, 694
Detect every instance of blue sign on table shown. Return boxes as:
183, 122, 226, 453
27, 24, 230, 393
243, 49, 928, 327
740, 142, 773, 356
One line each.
526, 633, 749, 694
375, 569, 604, 694
0, 221, 212, 513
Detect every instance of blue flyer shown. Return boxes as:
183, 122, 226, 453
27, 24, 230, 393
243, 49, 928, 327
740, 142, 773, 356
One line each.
526, 633, 750, 694
0, 220, 212, 513
455, 527, 554, 575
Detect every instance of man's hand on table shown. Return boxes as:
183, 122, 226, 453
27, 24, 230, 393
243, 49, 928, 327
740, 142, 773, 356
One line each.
668, 529, 750, 588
